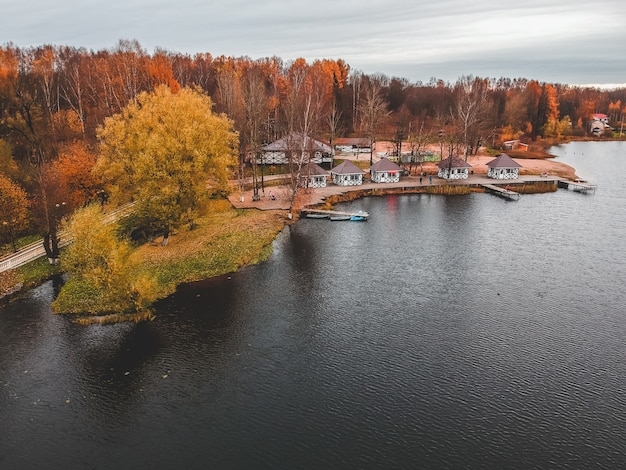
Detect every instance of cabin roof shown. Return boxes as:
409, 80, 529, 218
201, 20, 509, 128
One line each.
486, 153, 522, 169
300, 162, 328, 177
437, 156, 472, 169
263, 133, 332, 153
331, 160, 366, 175
369, 157, 402, 172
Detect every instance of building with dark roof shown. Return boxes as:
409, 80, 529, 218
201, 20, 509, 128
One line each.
331, 160, 366, 186
260, 133, 333, 165
486, 153, 522, 180
437, 156, 472, 179
298, 162, 328, 188
369, 157, 403, 183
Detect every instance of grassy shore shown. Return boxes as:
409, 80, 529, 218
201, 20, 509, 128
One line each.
128, 200, 288, 298
49, 200, 289, 323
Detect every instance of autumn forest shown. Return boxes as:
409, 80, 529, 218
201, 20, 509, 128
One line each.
2, 39, 626, 253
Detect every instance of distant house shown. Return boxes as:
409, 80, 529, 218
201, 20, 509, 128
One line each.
592, 113, 609, 124
590, 114, 611, 136
486, 153, 522, 180
437, 156, 472, 179
503, 140, 529, 152
334, 137, 371, 154
298, 162, 328, 188
369, 157, 402, 183
261, 133, 333, 164
331, 160, 366, 186
401, 151, 438, 163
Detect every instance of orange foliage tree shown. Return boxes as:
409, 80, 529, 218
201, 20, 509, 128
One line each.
0, 173, 30, 251
52, 141, 100, 209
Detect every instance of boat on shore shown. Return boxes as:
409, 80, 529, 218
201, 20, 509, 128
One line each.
330, 211, 369, 221
303, 208, 369, 221
330, 214, 351, 221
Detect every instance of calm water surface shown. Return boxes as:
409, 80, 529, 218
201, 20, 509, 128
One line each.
1, 141, 626, 469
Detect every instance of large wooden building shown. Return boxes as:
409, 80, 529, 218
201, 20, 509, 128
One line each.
260, 133, 333, 165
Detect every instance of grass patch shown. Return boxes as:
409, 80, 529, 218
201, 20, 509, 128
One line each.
15, 255, 63, 289
129, 203, 287, 300
53, 199, 287, 320
421, 184, 472, 196
53, 199, 288, 321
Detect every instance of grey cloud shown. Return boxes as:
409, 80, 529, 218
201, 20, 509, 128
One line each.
2, 0, 625, 85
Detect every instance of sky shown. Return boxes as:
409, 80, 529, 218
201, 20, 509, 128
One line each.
3, 0, 626, 87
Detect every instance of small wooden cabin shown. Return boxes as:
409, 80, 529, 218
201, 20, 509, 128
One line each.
369, 157, 402, 183
331, 160, 366, 186
486, 153, 522, 179
437, 157, 472, 179
298, 162, 328, 188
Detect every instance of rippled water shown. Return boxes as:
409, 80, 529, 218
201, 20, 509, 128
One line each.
2, 141, 626, 469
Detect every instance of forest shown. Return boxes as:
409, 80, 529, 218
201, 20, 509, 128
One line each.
2, 38, 626, 252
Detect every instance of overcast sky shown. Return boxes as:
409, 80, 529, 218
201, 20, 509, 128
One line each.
3, 0, 626, 86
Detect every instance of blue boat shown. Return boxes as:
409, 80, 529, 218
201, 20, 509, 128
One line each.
350, 211, 369, 221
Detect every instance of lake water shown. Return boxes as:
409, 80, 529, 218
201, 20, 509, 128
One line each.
1, 141, 626, 469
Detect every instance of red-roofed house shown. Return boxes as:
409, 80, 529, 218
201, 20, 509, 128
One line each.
590, 114, 611, 136
334, 137, 371, 154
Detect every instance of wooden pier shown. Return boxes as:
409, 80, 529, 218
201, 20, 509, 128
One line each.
558, 179, 597, 194
301, 208, 369, 220
480, 184, 521, 201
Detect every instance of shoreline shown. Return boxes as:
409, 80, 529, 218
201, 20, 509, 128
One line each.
227, 153, 578, 212
0, 151, 580, 313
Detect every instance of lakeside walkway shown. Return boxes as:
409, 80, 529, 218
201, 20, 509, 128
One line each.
0, 203, 135, 274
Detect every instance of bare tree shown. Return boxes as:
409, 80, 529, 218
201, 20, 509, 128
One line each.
357, 75, 389, 165
454, 76, 490, 160
406, 120, 431, 174
326, 100, 343, 169
279, 59, 330, 217
241, 63, 270, 199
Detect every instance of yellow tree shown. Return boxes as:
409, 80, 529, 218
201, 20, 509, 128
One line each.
0, 139, 18, 179
52, 203, 157, 315
95, 85, 238, 242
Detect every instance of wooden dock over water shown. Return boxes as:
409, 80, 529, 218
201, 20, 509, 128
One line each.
480, 184, 521, 201
558, 179, 597, 194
